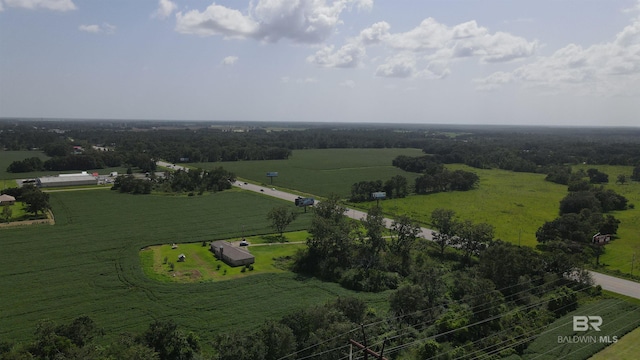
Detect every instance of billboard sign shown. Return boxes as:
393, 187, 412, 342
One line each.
266, 172, 278, 177
295, 197, 315, 207
372, 192, 386, 199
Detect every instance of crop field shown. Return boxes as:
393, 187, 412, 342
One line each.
141, 231, 307, 283
0, 189, 390, 343
189, 148, 425, 198
523, 299, 640, 359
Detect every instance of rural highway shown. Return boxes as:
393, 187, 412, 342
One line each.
157, 160, 640, 299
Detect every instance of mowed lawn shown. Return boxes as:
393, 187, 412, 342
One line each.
0, 189, 389, 343
190, 148, 425, 198
141, 231, 307, 283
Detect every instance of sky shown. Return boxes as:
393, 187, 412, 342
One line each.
1, 0, 639, 127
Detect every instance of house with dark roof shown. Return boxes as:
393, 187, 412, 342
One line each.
210, 240, 255, 267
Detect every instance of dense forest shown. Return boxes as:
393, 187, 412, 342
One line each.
3, 120, 640, 174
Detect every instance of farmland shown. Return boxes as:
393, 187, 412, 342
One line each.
523, 299, 640, 360
198, 151, 639, 274
190, 148, 425, 198
0, 189, 389, 343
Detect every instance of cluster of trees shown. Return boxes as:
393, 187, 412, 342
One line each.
349, 175, 408, 202
6, 157, 44, 173
0, 317, 200, 360
112, 167, 236, 195
392, 155, 480, 194
111, 176, 153, 195
536, 181, 629, 264
6, 149, 154, 174
156, 168, 235, 194
289, 196, 596, 359
430, 208, 495, 262
1, 185, 51, 217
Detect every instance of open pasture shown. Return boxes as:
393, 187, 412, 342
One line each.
589, 325, 640, 360
572, 165, 640, 275
0, 189, 389, 343
367, 164, 567, 248
190, 148, 425, 198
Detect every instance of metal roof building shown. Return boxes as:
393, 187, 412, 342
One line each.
37, 174, 98, 188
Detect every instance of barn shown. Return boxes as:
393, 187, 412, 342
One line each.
210, 240, 255, 267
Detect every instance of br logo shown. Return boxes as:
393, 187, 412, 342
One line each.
573, 316, 602, 331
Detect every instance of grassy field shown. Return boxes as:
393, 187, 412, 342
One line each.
589, 326, 640, 360
364, 164, 568, 248
141, 231, 307, 283
523, 299, 640, 359
189, 148, 425, 198
0, 189, 390, 344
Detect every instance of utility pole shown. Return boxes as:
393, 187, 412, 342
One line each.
349, 325, 388, 360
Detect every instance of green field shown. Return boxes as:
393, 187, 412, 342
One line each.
141, 232, 307, 283
190, 148, 425, 198
589, 326, 640, 360
0, 189, 389, 343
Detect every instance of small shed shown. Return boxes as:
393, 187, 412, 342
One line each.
210, 240, 255, 267
0, 194, 16, 205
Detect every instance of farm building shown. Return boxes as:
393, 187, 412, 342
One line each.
0, 194, 16, 205
37, 172, 98, 188
210, 240, 255, 267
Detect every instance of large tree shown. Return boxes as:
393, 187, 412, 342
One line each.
266, 205, 297, 238
430, 208, 457, 256
22, 186, 51, 217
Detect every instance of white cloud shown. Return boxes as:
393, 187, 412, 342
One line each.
307, 42, 365, 68
221, 56, 238, 65
3, 0, 76, 11
78, 23, 116, 34
375, 53, 417, 78
175, 0, 369, 44
313, 16, 537, 79
475, 16, 640, 95
152, 0, 177, 20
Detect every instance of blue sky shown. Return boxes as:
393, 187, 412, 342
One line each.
1, 0, 639, 126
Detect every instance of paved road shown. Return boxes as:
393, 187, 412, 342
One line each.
232, 180, 435, 240
158, 160, 640, 299
590, 271, 640, 299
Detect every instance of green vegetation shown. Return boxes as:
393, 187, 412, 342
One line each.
368, 164, 566, 248
0, 189, 391, 344
141, 232, 307, 283
0, 150, 50, 179
589, 326, 640, 360
191, 148, 425, 198
524, 299, 640, 359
